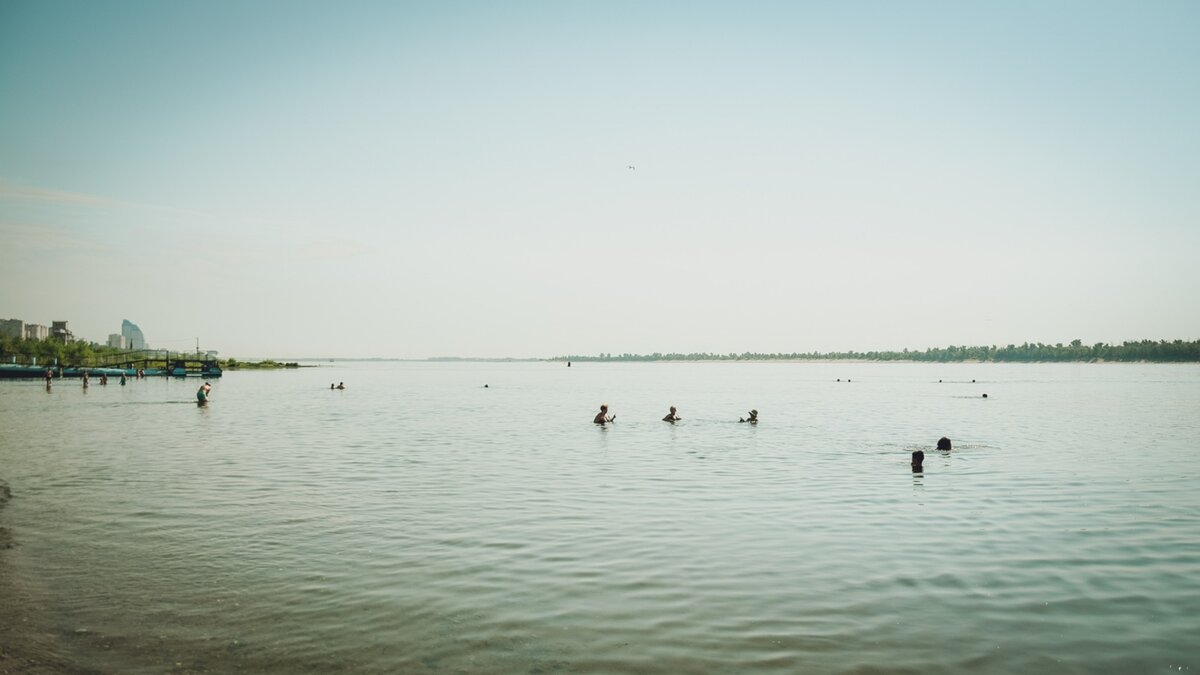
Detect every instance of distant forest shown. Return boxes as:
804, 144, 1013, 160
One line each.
553, 339, 1200, 363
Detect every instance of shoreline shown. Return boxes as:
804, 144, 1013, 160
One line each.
0, 480, 96, 674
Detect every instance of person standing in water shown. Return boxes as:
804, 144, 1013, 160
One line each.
662, 406, 681, 423
739, 409, 758, 424
196, 382, 213, 404
593, 404, 615, 425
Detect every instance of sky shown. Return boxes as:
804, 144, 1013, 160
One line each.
2, 1, 1198, 359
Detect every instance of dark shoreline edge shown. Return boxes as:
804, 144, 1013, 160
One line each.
0, 479, 99, 674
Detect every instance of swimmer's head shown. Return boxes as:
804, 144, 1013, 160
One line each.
936, 437, 952, 451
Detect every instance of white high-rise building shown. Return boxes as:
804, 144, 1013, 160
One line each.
122, 319, 146, 350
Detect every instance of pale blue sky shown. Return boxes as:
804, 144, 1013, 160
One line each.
2, 1, 1198, 358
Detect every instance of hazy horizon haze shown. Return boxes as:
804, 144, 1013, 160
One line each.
2, 1, 1198, 358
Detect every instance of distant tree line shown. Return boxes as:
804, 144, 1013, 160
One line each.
553, 339, 1200, 363
0, 336, 118, 366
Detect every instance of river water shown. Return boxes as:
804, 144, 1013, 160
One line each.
1, 361, 1197, 673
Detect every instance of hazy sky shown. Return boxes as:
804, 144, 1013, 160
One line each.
2, 1, 1198, 358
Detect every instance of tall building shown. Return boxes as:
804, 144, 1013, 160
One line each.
108, 334, 126, 349
25, 324, 49, 340
122, 319, 146, 350
51, 320, 74, 342
0, 318, 23, 339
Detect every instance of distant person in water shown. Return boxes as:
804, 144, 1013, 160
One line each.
44, 368, 53, 384
336, 382, 345, 390
937, 437, 952, 451
197, 382, 212, 404
739, 409, 758, 424
912, 449, 925, 472
120, 374, 127, 386
662, 406, 681, 423
594, 404, 615, 424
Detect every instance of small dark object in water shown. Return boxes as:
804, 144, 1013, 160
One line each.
982, 393, 988, 398
484, 384, 489, 388
912, 450, 925, 471
937, 437, 952, 451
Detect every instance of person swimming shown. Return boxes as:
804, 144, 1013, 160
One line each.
937, 436, 952, 451
662, 406, 681, 423
739, 409, 758, 424
336, 382, 345, 390
593, 404, 615, 425
912, 449, 925, 472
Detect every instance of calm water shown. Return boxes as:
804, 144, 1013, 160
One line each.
1, 361, 1198, 673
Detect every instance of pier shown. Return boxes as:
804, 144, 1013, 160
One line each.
0, 350, 222, 378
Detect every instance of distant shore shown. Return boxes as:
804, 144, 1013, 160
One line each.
550, 339, 1200, 364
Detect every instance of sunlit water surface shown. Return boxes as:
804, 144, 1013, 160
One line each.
1, 361, 1198, 673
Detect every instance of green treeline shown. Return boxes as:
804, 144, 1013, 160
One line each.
0, 336, 117, 365
0, 338, 295, 369
555, 339, 1200, 363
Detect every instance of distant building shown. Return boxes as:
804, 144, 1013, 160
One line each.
25, 324, 49, 340
107, 333, 126, 349
122, 319, 146, 350
51, 320, 74, 343
0, 318, 23, 339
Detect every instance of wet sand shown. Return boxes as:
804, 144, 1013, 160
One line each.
0, 481, 97, 674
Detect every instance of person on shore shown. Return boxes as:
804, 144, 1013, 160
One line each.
197, 382, 213, 404
662, 406, 681, 423
937, 437, 952, 451
594, 404, 615, 425
336, 382, 345, 390
912, 449, 925, 472
739, 409, 758, 424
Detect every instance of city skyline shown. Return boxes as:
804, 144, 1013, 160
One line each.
2, 2, 1198, 358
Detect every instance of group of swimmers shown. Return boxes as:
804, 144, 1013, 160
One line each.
46, 368, 140, 389
910, 437, 953, 473
329, 382, 345, 390
594, 404, 947, 472
593, 405, 758, 425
